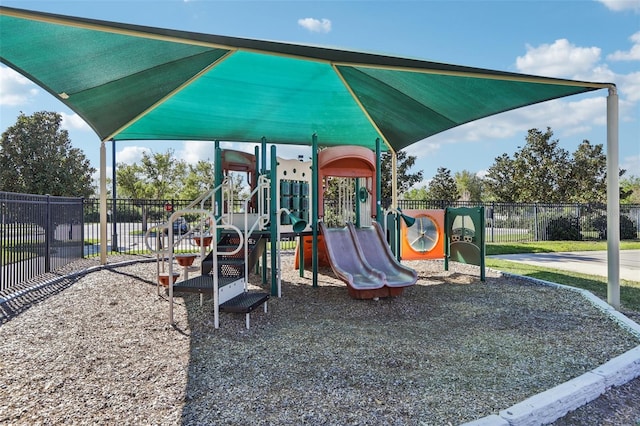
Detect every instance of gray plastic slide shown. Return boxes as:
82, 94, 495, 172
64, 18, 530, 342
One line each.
318, 222, 386, 290
348, 222, 418, 288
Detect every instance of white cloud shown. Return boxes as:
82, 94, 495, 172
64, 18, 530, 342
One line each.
405, 140, 441, 161
596, 0, 640, 12
0, 66, 38, 106
60, 112, 90, 131
298, 18, 332, 34
608, 31, 640, 61
616, 71, 640, 102
117, 146, 150, 165
516, 39, 601, 78
178, 141, 216, 164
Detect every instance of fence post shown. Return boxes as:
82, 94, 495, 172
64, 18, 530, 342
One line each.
45, 195, 51, 273
81, 198, 86, 259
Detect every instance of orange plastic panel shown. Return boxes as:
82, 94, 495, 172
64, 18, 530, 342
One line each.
400, 209, 445, 260
294, 234, 331, 269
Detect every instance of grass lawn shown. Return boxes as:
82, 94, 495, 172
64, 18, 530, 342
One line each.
485, 241, 640, 313
485, 240, 640, 255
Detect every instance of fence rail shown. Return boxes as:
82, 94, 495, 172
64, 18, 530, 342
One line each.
2, 192, 639, 294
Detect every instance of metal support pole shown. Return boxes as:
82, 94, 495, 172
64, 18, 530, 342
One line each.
375, 138, 382, 225
214, 142, 222, 241
606, 86, 620, 309
312, 134, 319, 288
261, 137, 267, 174
270, 145, 278, 296
99, 141, 107, 265
391, 150, 398, 209
111, 140, 118, 252
254, 145, 260, 212
299, 234, 305, 278
261, 138, 268, 284
355, 178, 361, 228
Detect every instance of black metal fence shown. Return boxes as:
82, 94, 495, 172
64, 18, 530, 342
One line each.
88, 197, 640, 252
2, 192, 639, 294
1, 192, 84, 291
83, 197, 215, 256
395, 200, 640, 243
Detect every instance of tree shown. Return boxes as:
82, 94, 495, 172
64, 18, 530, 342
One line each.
116, 149, 187, 200
567, 140, 626, 204
427, 167, 459, 202
485, 128, 568, 202
483, 153, 518, 202
620, 175, 639, 204
0, 111, 95, 197
512, 128, 571, 202
484, 127, 621, 203
182, 160, 215, 200
380, 149, 423, 201
454, 170, 484, 201
403, 185, 429, 200
116, 163, 153, 199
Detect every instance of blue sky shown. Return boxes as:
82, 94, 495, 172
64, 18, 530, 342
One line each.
1, 0, 639, 190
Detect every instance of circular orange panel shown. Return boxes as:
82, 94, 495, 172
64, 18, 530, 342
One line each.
400, 209, 445, 260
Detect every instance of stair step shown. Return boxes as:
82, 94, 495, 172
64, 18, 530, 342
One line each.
171, 275, 239, 294
219, 292, 269, 313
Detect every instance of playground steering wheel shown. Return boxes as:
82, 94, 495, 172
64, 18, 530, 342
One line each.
406, 215, 439, 253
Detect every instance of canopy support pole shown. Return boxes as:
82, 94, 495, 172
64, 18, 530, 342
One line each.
375, 138, 382, 225
111, 140, 118, 252
312, 134, 319, 288
270, 145, 278, 296
260, 137, 268, 283
261, 137, 267, 173
606, 86, 620, 309
99, 141, 107, 265
391, 150, 398, 208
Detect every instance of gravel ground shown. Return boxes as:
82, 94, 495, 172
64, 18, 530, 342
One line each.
1, 254, 639, 425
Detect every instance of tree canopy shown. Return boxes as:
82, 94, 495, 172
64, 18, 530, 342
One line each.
427, 167, 459, 202
0, 111, 95, 197
380, 150, 423, 201
454, 170, 483, 202
484, 127, 624, 203
116, 149, 187, 199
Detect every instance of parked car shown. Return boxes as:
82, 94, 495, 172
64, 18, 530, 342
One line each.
165, 217, 189, 235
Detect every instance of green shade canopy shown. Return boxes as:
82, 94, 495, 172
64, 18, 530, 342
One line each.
0, 6, 611, 152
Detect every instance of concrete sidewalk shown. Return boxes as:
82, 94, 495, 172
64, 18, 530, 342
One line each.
490, 249, 640, 282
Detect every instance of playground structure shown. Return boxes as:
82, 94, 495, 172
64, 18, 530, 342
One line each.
145, 141, 485, 328
313, 145, 417, 298
399, 209, 446, 261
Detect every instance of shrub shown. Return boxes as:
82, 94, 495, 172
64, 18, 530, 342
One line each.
592, 215, 638, 240
532, 214, 581, 241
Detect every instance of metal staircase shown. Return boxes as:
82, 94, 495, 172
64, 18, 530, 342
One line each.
171, 231, 269, 329
147, 174, 274, 329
